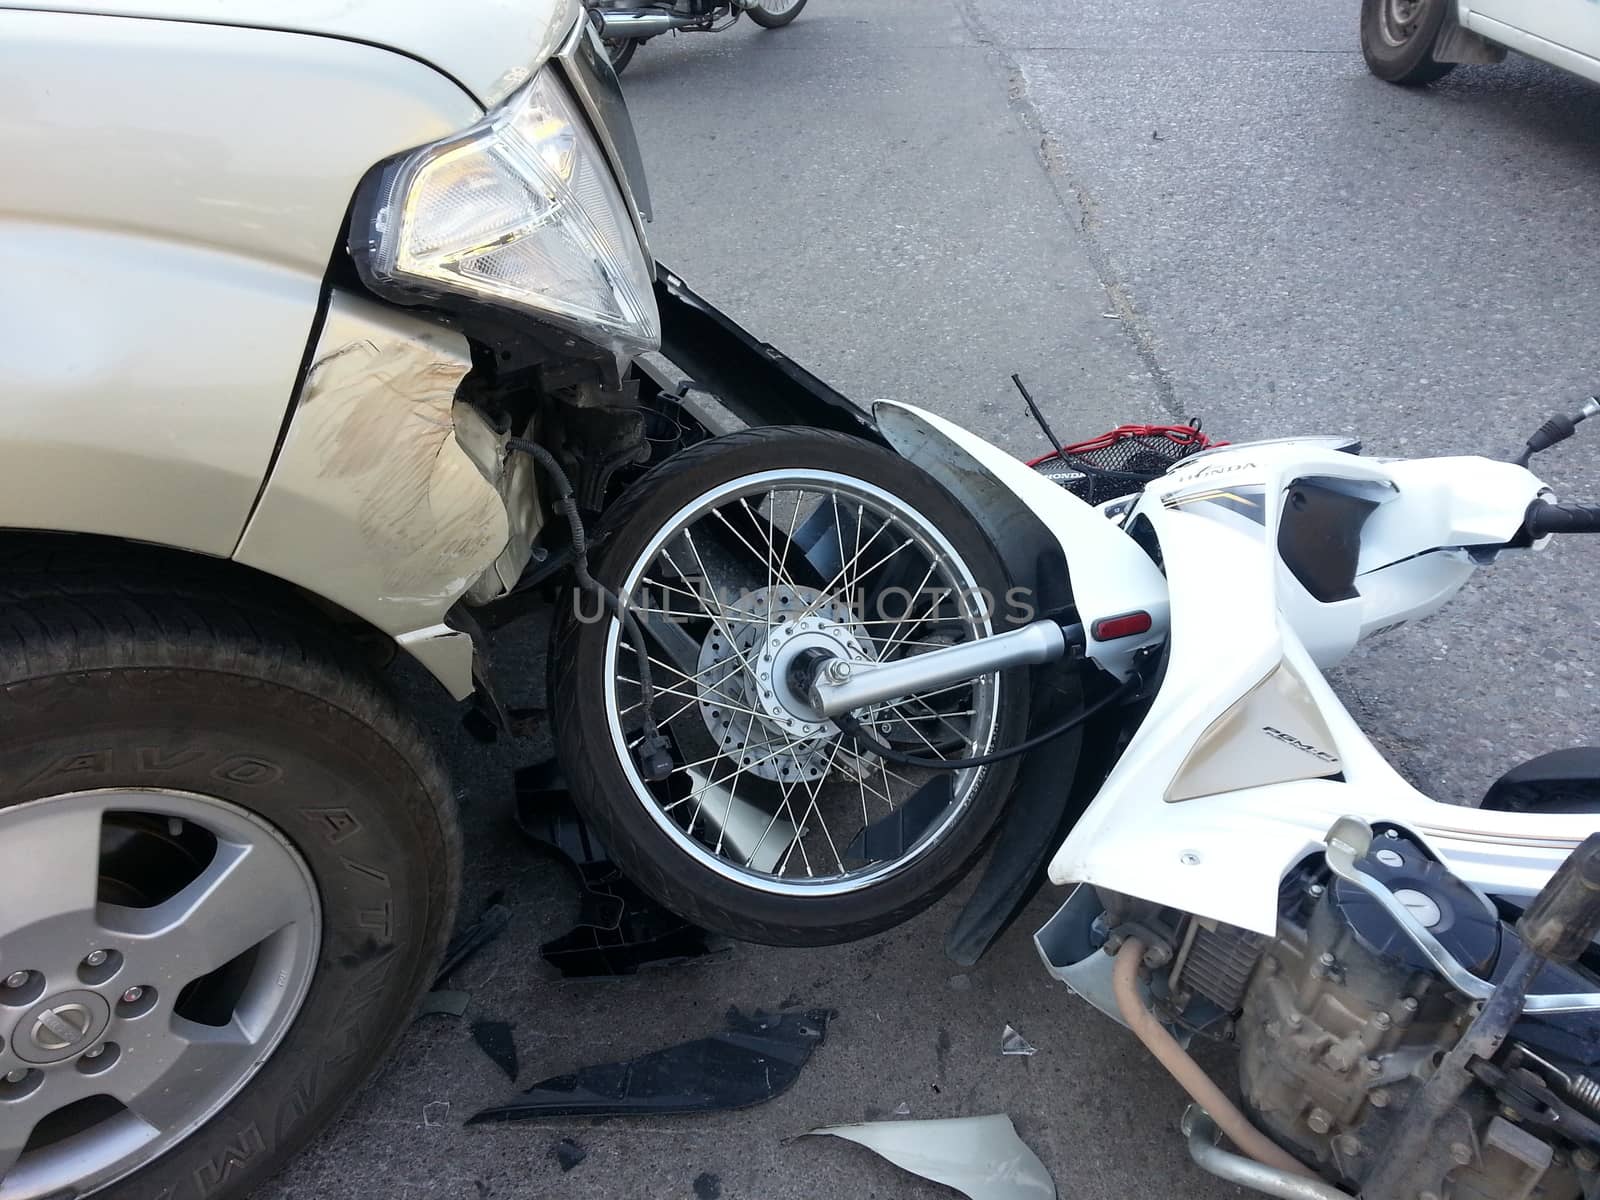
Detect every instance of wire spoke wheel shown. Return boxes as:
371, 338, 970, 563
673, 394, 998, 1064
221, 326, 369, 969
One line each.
557, 429, 1030, 945
606, 469, 1000, 892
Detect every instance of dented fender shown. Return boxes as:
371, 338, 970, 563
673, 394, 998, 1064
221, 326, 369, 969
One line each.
235, 292, 537, 698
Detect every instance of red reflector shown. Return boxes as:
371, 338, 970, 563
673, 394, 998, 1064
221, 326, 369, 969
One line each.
1091, 611, 1153, 640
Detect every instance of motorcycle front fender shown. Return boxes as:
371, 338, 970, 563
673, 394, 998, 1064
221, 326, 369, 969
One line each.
871, 401, 1169, 680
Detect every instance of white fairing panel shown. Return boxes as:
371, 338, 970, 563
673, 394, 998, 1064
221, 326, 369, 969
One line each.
873, 401, 1169, 679
1046, 442, 1591, 934
0, 10, 481, 557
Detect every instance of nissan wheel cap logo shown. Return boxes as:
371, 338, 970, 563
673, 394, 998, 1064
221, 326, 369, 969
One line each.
32, 1003, 93, 1051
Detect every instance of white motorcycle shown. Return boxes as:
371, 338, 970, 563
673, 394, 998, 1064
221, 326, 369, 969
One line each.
561, 395, 1600, 1198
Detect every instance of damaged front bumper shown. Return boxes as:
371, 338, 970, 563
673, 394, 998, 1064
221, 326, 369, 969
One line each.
639, 266, 885, 443
233, 290, 537, 699
240, 268, 1080, 963
236, 266, 881, 703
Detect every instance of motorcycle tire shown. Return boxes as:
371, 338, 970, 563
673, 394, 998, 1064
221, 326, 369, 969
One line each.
605, 36, 638, 75
553, 427, 1031, 946
0, 553, 459, 1200
745, 0, 808, 30
1359, 0, 1456, 85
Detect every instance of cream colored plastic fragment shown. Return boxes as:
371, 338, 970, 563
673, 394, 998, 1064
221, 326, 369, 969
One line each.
804, 1114, 1056, 1200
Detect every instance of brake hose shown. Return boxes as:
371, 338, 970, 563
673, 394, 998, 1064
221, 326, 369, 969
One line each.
505, 437, 672, 780
835, 674, 1139, 771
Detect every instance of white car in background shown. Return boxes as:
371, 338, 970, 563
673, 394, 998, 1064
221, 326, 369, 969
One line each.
1362, 0, 1600, 86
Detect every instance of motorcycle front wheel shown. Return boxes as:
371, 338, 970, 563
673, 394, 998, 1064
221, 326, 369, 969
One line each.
746, 0, 808, 29
554, 428, 1030, 945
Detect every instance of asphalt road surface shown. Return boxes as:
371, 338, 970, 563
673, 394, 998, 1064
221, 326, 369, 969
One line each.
263, 3, 1600, 1198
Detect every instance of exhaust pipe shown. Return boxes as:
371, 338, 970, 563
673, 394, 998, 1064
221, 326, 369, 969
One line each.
1113, 940, 1314, 1179
596, 10, 699, 38
1183, 1108, 1351, 1200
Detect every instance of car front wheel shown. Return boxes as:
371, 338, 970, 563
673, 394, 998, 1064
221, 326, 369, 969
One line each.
0, 558, 459, 1200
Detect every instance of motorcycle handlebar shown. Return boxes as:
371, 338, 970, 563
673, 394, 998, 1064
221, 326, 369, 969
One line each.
1524, 500, 1600, 538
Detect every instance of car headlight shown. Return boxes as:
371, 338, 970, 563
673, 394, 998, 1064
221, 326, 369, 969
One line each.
354, 70, 658, 356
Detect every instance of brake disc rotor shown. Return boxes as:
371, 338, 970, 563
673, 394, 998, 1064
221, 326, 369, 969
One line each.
695, 586, 875, 783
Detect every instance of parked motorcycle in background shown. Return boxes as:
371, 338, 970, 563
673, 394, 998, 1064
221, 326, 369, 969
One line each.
587, 0, 807, 74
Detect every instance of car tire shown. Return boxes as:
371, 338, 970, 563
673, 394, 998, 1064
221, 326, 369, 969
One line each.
1360, 0, 1457, 85
0, 555, 459, 1200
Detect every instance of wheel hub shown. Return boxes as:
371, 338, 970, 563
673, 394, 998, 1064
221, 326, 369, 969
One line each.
10, 991, 109, 1065
696, 586, 874, 782
0, 790, 320, 1200
1381, 0, 1424, 41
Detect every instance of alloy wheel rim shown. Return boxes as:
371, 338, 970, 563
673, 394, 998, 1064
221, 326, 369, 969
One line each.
602, 468, 1003, 897
0, 790, 320, 1200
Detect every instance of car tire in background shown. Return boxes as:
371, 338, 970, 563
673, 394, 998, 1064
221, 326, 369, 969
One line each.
0, 550, 459, 1200
746, 0, 808, 30
1360, 0, 1457, 85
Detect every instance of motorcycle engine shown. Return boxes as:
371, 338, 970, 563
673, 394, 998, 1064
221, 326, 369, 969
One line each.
1186, 831, 1600, 1199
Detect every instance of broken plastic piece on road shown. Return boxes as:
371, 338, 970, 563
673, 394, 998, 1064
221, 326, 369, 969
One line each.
422, 1101, 451, 1128
1000, 1025, 1037, 1056
416, 990, 471, 1019
551, 1137, 587, 1172
516, 763, 729, 977
472, 1021, 518, 1082
467, 1007, 833, 1123
892, 1101, 912, 1116
804, 1114, 1056, 1200
434, 891, 512, 988
845, 776, 953, 863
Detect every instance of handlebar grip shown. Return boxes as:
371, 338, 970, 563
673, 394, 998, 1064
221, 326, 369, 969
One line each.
1517, 832, 1600, 964
1524, 500, 1600, 538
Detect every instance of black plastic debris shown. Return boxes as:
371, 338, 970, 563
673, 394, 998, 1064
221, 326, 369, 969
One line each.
472, 1021, 519, 1082
550, 1138, 587, 1173
416, 990, 471, 1019
434, 891, 512, 988
846, 776, 952, 863
468, 1007, 833, 1124
515, 764, 729, 977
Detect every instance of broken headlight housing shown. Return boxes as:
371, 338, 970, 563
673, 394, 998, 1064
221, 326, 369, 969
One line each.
353, 69, 658, 357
